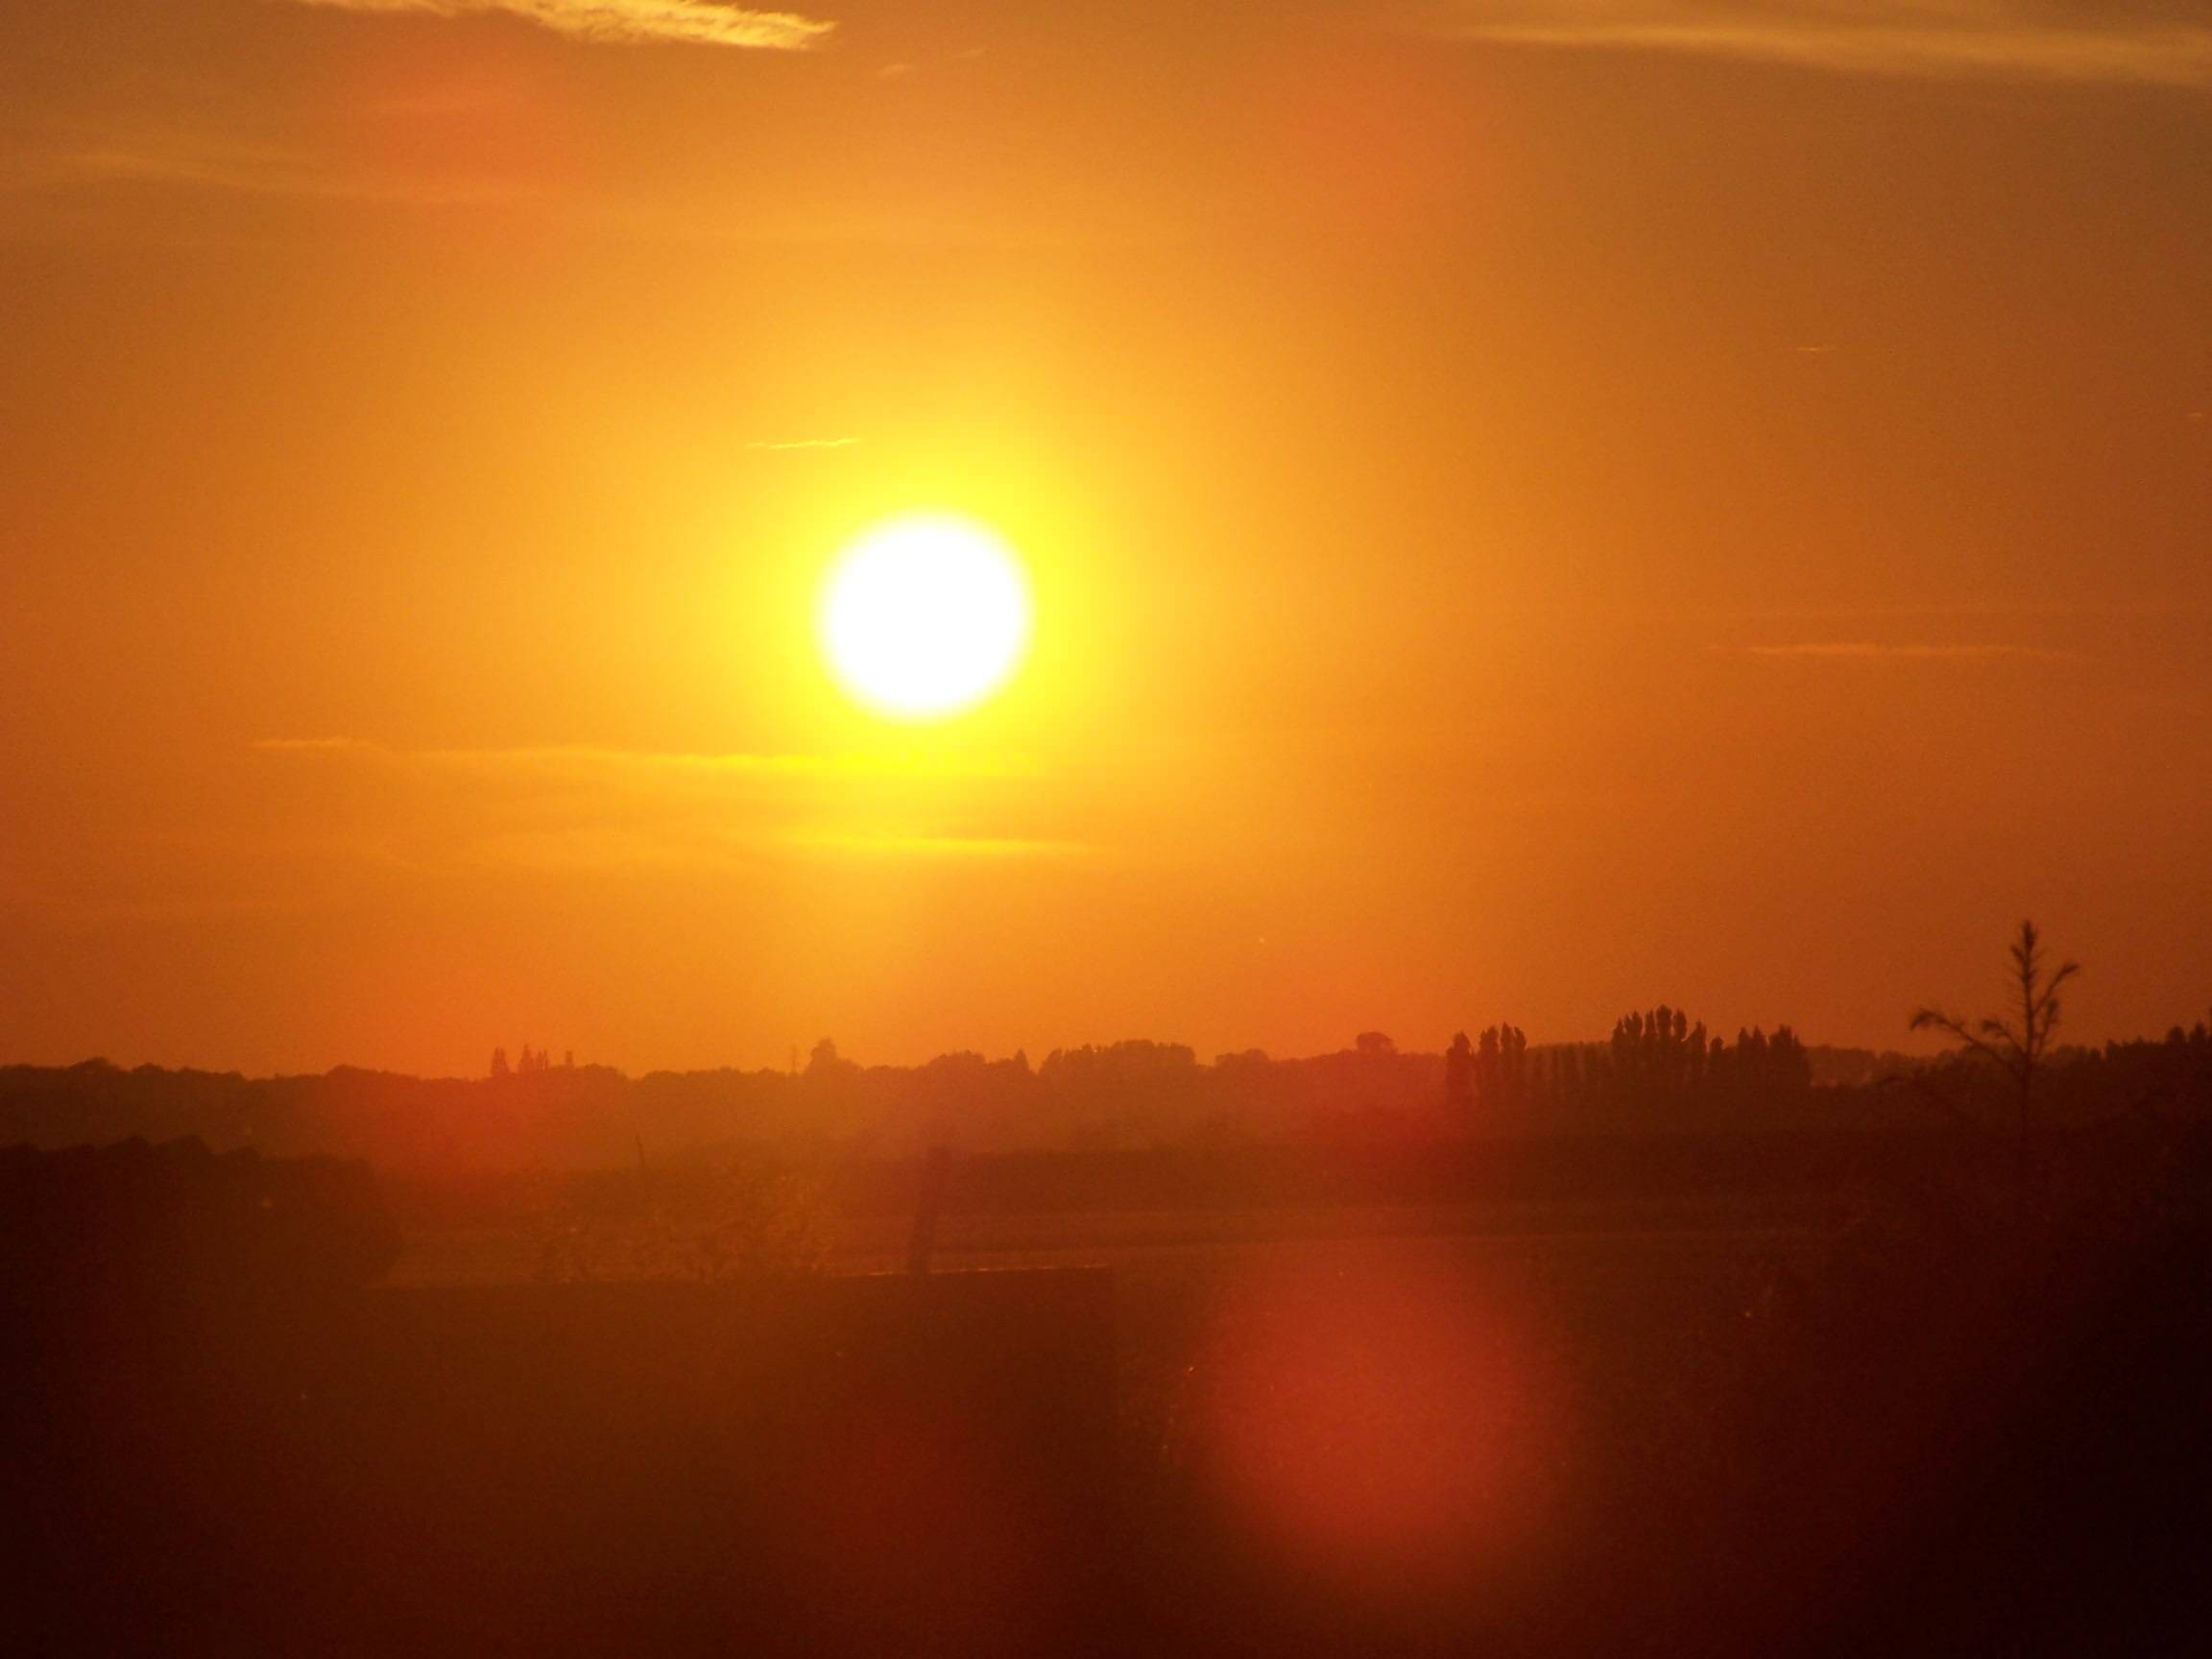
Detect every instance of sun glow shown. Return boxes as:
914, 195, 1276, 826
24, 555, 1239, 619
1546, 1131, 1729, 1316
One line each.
819, 515, 1033, 721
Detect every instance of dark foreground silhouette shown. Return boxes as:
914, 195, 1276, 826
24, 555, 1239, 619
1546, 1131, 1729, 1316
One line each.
8, 1116, 2212, 1657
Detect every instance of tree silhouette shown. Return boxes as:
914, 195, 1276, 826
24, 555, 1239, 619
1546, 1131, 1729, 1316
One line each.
805, 1037, 855, 1079
1444, 1032, 1474, 1112
1911, 920, 2080, 1193
1474, 1023, 1527, 1108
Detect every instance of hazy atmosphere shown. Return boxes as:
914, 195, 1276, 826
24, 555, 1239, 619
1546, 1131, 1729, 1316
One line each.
7, 1, 2209, 1075
11, 9, 2212, 1659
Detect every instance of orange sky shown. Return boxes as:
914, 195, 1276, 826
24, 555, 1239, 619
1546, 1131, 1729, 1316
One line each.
3, 1, 2208, 1074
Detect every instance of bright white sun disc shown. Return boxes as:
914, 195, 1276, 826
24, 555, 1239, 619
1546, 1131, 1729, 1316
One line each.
819, 515, 1033, 720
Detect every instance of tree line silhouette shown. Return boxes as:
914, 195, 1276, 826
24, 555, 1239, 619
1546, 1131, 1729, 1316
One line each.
0, 920, 2200, 1170
1445, 1010, 1814, 1114
5, 1016, 2203, 1174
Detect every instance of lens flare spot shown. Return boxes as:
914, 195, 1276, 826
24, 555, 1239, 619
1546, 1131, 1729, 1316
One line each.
1191, 1258, 1565, 1599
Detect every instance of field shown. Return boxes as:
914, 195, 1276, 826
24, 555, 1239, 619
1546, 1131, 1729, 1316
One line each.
391, 1192, 1833, 1442
387, 1190, 1840, 1641
15, 1123, 2208, 1656
372, 1134, 2212, 1654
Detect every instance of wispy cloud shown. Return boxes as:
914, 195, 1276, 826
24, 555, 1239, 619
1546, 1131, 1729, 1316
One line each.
1434, 2, 2212, 88
1724, 641, 2082, 661
289, 0, 833, 51
250, 739, 1063, 869
1, 128, 525, 205
252, 737, 1034, 781
781, 830, 1094, 859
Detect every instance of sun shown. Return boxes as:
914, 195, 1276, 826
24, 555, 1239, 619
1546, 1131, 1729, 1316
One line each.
819, 514, 1033, 721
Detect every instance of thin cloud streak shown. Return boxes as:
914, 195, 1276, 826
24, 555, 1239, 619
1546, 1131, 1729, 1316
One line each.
1437, 3, 2212, 88
1, 129, 529, 205
1724, 642, 2084, 661
252, 738, 1036, 781
289, 1, 833, 53
781, 830, 1094, 859
248, 739, 1070, 871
